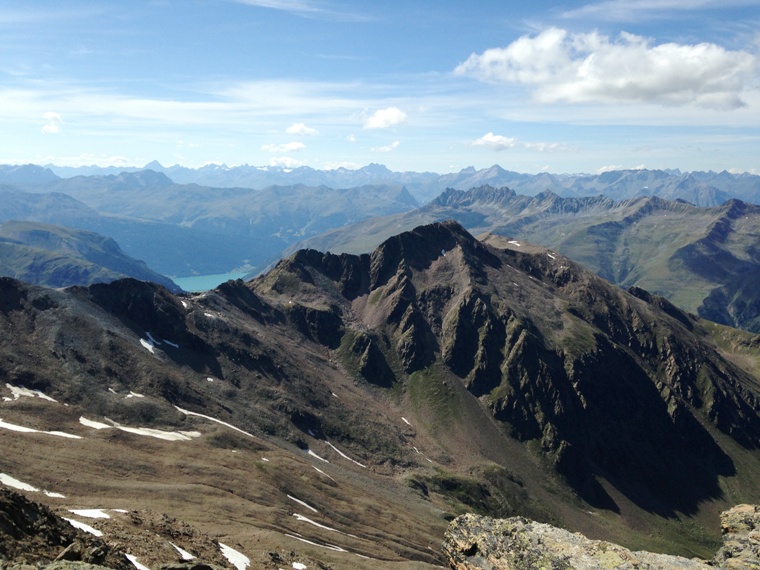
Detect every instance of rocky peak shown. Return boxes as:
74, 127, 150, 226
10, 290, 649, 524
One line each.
443, 506, 760, 569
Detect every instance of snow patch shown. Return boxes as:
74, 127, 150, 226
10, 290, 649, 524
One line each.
288, 494, 318, 513
114, 425, 200, 441
293, 563, 307, 570
293, 513, 344, 534
401, 417, 411, 426
81, 416, 201, 442
63, 517, 103, 537
171, 542, 195, 560
164, 339, 179, 349
1, 473, 39, 492
126, 553, 150, 570
219, 542, 250, 570
325, 441, 366, 468
312, 466, 335, 482
175, 406, 255, 438
5, 383, 57, 402
145, 332, 161, 345
1, 473, 66, 498
125, 391, 145, 399
79, 417, 111, 429
508, 240, 521, 247
47, 431, 82, 439
139, 338, 155, 353
547, 253, 556, 260
307, 449, 329, 463
0, 418, 81, 439
69, 509, 110, 519
285, 534, 347, 553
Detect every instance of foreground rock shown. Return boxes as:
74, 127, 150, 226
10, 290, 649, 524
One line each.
443, 506, 760, 569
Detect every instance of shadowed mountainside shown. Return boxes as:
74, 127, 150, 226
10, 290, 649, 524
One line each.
0, 220, 180, 291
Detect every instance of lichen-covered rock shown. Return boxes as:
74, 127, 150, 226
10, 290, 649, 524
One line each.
714, 504, 760, 569
442, 513, 713, 569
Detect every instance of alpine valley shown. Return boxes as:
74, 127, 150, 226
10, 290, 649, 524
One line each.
2, 220, 760, 569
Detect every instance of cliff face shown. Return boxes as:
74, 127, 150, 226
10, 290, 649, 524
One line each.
442, 505, 760, 570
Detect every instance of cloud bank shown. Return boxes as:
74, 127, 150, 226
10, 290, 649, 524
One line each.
455, 28, 757, 109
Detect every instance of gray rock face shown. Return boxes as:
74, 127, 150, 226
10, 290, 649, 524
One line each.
443, 507, 760, 569
714, 504, 760, 569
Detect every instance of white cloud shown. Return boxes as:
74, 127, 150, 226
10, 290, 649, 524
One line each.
346, 133, 357, 143
286, 122, 319, 136
523, 141, 573, 152
455, 28, 758, 109
41, 111, 62, 134
471, 133, 518, 150
371, 141, 400, 152
268, 156, 306, 168
261, 141, 305, 152
596, 163, 646, 173
363, 107, 407, 129
471, 133, 574, 153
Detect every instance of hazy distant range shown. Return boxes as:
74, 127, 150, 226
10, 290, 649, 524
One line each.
1, 162, 760, 282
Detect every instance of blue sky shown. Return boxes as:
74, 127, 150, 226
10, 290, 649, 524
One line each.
1, 0, 759, 174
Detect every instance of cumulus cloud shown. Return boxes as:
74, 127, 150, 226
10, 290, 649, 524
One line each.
286, 122, 319, 136
261, 141, 305, 152
346, 133, 357, 143
455, 28, 757, 109
471, 132, 518, 150
41, 111, 63, 134
363, 107, 407, 129
371, 141, 400, 152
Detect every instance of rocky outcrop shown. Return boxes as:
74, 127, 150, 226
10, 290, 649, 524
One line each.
0, 489, 130, 569
443, 506, 760, 569
715, 504, 760, 569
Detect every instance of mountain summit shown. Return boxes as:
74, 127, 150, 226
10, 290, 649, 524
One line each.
258, 221, 760, 513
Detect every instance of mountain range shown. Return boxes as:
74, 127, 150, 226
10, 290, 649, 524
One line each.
3, 163, 760, 334
3, 162, 760, 206
0, 173, 418, 277
2, 221, 760, 568
290, 187, 760, 334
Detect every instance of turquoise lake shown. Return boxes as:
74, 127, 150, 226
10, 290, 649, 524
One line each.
172, 272, 248, 292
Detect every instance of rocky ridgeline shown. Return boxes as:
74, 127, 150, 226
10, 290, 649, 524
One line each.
443, 505, 760, 569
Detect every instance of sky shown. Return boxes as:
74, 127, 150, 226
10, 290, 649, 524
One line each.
1, 0, 759, 174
